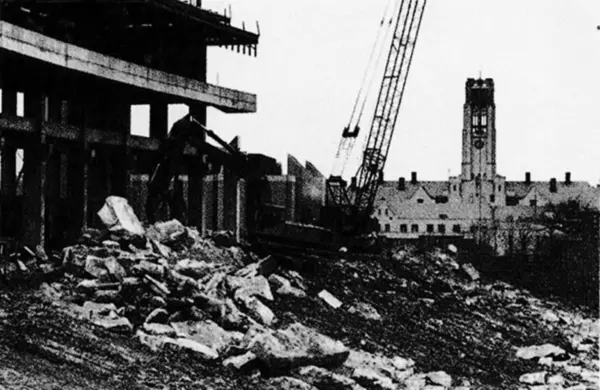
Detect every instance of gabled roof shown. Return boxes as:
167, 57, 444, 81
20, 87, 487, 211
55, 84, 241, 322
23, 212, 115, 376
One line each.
505, 181, 600, 208
375, 181, 450, 207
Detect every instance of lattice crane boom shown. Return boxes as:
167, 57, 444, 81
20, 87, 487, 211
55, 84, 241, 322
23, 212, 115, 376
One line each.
325, 0, 426, 233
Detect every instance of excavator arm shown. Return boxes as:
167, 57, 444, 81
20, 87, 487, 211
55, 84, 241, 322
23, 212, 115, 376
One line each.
145, 114, 247, 223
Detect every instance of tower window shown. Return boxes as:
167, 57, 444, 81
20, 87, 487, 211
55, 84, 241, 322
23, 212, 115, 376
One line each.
378, 209, 381, 216
530, 199, 537, 207
490, 195, 495, 203
498, 185, 502, 191
452, 224, 461, 233
411, 224, 419, 233
400, 224, 408, 233
438, 224, 446, 233
426, 224, 434, 233
385, 224, 391, 232
481, 113, 487, 126
453, 185, 457, 191
384, 209, 388, 216
417, 198, 424, 204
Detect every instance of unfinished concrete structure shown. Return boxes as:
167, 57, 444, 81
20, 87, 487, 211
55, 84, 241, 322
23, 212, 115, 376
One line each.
0, 1, 259, 249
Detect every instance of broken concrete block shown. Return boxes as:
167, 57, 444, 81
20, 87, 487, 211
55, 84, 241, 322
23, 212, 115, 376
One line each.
93, 289, 121, 304
133, 260, 166, 279
142, 323, 176, 337
348, 302, 381, 321
392, 356, 415, 371
223, 351, 258, 372
235, 255, 278, 278
269, 274, 306, 298
136, 330, 169, 352
174, 259, 212, 279
519, 372, 546, 385
516, 344, 566, 360
538, 356, 553, 366
299, 365, 364, 390
319, 290, 342, 309
146, 220, 186, 244
352, 368, 395, 390
97, 196, 145, 236
547, 374, 565, 385
426, 371, 452, 387
238, 296, 276, 326
404, 376, 427, 390
102, 240, 121, 250
76, 279, 102, 294
144, 275, 170, 297
461, 263, 480, 281
93, 317, 133, 333
146, 308, 169, 324
171, 320, 243, 353
542, 310, 560, 323
84, 255, 110, 280
264, 377, 317, 390
248, 323, 349, 371
82, 301, 118, 320
164, 337, 219, 360
229, 275, 274, 302
149, 296, 168, 309
104, 257, 127, 281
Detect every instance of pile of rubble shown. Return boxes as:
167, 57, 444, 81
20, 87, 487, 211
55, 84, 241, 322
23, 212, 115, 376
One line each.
3, 197, 598, 390
22, 197, 469, 390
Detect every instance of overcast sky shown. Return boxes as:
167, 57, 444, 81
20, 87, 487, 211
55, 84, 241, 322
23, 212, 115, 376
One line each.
181, 0, 599, 185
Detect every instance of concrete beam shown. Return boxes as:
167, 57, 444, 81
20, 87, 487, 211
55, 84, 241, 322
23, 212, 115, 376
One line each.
0, 21, 256, 113
0, 116, 220, 156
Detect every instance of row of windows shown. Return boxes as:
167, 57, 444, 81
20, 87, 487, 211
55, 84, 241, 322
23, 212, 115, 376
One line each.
382, 223, 463, 234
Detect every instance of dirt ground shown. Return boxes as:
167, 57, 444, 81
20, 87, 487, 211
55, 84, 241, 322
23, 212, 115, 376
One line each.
0, 243, 598, 390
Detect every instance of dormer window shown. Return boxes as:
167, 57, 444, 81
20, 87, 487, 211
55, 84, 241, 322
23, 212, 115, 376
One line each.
417, 199, 424, 204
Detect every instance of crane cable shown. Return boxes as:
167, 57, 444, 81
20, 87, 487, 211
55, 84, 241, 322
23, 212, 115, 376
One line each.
346, 0, 397, 131
333, 0, 398, 178
355, 0, 402, 126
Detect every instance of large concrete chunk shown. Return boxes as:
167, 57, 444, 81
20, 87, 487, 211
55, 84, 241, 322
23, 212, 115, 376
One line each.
174, 259, 213, 279
171, 320, 243, 353
223, 352, 258, 372
97, 196, 145, 236
238, 296, 276, 326
227, 275, 274, 301
299, 365, 366, 390
265, 377, 318, 390
84, 255, 110, 280
146, 220, 186, 244
249, 322, 349, 371
319, 290, 342, 309
516, 344, 566, 360
351, 368, 396, 390
164, 338, 219, 360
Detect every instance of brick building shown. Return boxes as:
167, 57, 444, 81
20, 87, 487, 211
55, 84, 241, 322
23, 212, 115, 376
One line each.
374, 78, 600, 251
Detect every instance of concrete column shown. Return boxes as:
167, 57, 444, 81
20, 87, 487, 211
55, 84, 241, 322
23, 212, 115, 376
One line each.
223, 168, 241, 240
21, 92, 48, 248
150, 102, 169, 139
285, 176, 296, 222
187, 103, 206, 232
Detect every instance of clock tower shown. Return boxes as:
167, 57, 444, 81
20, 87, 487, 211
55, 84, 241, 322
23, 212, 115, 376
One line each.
461, 78, 496, 181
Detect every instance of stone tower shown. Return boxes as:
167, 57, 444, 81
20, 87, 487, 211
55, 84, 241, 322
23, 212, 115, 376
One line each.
461, 78, 496, 181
